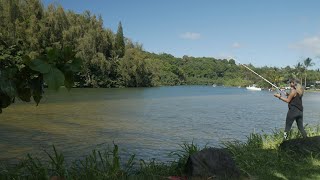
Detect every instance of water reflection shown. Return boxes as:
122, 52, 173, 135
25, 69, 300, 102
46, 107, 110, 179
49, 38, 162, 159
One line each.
0, 86, 319, 162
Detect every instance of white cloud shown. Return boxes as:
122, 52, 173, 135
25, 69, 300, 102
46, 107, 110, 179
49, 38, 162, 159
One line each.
290, 36, 320, 55
231, 42, 242, 48
180, 32, 201, 40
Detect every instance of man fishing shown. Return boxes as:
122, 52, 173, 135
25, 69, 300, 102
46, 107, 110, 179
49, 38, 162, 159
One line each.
235, 59, 307, 140
274, 79, 307, 140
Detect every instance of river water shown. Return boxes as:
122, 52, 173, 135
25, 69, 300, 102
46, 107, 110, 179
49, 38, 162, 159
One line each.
0, 86, 319, 162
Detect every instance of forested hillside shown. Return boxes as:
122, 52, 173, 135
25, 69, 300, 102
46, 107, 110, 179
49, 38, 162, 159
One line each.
1, 0, 319, 90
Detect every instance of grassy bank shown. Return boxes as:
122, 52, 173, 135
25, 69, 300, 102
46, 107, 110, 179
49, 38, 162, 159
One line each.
1, 126, 320, 180
224, 126, 320, 180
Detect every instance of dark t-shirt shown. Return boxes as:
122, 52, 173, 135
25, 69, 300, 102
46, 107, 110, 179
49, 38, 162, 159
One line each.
289, 93, 303, 111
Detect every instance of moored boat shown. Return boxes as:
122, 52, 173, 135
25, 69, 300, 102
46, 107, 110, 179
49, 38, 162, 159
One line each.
246, 84, 262, 91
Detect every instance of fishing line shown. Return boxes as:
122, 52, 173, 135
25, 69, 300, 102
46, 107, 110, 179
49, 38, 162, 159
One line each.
234, 59, 286, 96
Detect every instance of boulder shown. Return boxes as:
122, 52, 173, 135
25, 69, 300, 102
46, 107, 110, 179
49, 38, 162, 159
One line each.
280, 136, 320, 154
185, 148, 240, 179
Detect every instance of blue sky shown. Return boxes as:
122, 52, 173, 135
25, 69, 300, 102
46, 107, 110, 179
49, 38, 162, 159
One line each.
42, 0, 320, 68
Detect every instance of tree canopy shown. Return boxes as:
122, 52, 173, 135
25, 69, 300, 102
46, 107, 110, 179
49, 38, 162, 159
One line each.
1, 0, 320, 113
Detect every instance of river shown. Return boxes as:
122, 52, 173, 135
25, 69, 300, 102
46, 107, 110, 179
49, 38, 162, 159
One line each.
1, 86, 319, 162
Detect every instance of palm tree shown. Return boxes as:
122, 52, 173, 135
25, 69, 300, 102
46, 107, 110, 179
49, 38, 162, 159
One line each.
303, 58, 315, 87
294, 62, 304, 83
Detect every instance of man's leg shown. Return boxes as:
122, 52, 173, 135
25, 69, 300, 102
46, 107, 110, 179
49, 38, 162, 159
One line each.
296, 112, 307, 138
284, 110, 295, 140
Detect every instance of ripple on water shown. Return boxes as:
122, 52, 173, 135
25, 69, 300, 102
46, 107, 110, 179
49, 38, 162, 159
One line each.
1, 87, 319, 162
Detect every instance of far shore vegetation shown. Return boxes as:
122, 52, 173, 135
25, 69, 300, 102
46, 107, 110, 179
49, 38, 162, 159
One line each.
1, 0, 319, 112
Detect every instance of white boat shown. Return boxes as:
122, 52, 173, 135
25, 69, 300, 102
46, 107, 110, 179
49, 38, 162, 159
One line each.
246, 84, 262, 91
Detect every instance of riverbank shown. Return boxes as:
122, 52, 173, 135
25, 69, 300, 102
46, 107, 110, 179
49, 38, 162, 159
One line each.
1, 126, 320, 179
306, 89, 320, 93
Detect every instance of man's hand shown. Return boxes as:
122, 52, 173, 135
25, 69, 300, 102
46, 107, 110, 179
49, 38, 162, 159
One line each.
274, 93, 281, 98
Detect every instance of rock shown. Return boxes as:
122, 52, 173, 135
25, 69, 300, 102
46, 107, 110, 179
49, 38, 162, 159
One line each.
185, 148, 240, 179
280, 136, 320, 154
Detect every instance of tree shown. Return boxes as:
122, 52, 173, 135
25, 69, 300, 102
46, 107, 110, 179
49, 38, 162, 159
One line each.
0, 0, 21, 44
44, 5, 70, 49
294, 62, 304, 83
303, 57, 315, 87
118, 48, 158, 87
114, 21, 125, 58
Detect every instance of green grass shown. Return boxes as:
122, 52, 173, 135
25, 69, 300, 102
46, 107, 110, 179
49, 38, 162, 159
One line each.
1, 126, 320, 179
223, 125, 320, 180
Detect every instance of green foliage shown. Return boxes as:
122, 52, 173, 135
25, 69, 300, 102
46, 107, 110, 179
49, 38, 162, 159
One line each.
302, 57, 315, 87
223, 126, 320, 179
28, 58, 51, 73
169, 141, 204, 175
115, 21, 125, 58
22, 154, 49, 179
0, 143, 137, 180
0, 40, 82, 113
1, 0, 319, 91
119, 48, 153, 87
45, 145, 67, 177
2, 128, 320, 179
137, 159, 177, 179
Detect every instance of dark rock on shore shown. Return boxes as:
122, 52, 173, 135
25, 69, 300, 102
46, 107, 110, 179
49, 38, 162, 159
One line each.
280, 136, 320, 154
185, 147, 240, 179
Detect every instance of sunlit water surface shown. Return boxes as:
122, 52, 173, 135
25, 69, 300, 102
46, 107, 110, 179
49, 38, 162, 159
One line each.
1, 86, 319, 162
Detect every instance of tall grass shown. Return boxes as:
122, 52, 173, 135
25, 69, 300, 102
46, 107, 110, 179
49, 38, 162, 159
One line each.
0, 143, 137, 180
223, 126, 320, 180
1, 126, 320, 179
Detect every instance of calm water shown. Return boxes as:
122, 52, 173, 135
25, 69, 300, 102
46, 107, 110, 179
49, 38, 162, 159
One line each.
1, 86, 320, 162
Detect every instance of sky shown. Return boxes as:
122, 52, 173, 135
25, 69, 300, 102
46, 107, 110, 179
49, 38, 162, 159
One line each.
42, 0, 320, 68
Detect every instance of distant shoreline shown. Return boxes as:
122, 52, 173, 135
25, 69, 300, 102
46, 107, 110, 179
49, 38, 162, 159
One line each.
306, 89, 320, 93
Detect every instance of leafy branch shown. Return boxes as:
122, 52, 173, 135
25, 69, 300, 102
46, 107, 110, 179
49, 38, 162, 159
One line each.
0, 42, 82, 113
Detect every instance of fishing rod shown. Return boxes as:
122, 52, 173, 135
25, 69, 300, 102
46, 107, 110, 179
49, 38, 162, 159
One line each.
234, 59, 285, 95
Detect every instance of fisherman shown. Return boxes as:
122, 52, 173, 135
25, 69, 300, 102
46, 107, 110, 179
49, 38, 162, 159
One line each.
236, 60, 308, 140
274, 79, 307, 140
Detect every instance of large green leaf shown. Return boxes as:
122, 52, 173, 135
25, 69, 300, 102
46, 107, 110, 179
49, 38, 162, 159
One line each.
46, 48, 60, 63
63, 57, 82, 73
33, 94, 42, 106
44, 67, 65, 90
28, 59, 51, 74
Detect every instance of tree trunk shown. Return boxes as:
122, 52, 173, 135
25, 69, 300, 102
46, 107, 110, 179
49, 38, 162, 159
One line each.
305, 73, 307, 87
